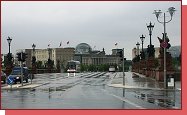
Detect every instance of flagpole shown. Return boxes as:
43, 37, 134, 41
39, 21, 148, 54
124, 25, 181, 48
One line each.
59, 42, 62, 48
67, 41, 69, 47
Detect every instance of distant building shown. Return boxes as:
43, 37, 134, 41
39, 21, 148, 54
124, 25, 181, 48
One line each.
132, 47, 138, 60
14, 43, 128, 69
74, 43, 122, 66
75, 43, 92, 54
16, 47, 75, 68
112, 49, 124, 55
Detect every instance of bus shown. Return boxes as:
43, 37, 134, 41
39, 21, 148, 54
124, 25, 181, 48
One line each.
67, 60, 80, 73
109, 66, 116, 72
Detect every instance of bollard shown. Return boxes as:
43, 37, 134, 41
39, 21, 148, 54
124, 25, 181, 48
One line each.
30, 74, 33, 84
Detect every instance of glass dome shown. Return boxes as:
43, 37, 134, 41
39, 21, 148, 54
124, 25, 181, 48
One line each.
75, 43, 92, 54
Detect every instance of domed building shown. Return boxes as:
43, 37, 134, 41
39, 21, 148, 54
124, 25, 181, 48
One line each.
74, 43, 123, 67
75, 43, 92, 54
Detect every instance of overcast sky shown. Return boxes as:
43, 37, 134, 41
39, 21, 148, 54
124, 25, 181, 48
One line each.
1, 1, 181, 60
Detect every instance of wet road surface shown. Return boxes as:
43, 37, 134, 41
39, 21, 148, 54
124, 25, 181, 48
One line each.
1, 72, 181, 109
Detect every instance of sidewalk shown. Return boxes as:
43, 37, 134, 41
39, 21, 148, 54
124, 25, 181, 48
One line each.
133, 72, 181, 91
107, 72, 181, 91
1, 82, 49, 90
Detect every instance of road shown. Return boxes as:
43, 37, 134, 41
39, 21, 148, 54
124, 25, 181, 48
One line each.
1, 72, 181, 109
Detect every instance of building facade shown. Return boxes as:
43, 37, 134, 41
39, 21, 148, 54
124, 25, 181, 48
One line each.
74, 43, 122, 66
14, 43, 127, 69
16, 47, 75, 68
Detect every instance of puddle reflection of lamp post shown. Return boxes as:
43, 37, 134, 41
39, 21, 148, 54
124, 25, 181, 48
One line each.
153, 7, 176, 89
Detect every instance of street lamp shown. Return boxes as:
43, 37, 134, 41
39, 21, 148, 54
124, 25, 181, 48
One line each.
147, 22, 154, 46
31, 43, 36, 83
48, 48, 51, 60
7, 36, 12, 54
6, 36, 13, 76
32, 44, 36, 62
147, 22, 155, 58
140, 35, 145, 52
136, 42, 140, 73
48, 47, 52, 73
136, 42, 140, 56
32, 44, 36, 55
153, 7, 176, 89
140, 34, 145, 60
32, 43, 36, 65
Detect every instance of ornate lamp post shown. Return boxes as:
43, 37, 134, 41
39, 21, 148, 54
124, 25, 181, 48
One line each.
48, 48, 52, 61
153, 7, 176, 89
6, 36, 13, 76
48, 47, 52, 73
32, 44, 36, 55
32, 44, 36, 75
7, 37, 12, 54
147, 22, 155, 57
136, 42, 140, 73
140, 34, 145, 60
147, 22, 154, 46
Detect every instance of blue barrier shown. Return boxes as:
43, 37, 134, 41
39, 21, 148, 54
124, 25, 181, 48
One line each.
7, 75, 15, 85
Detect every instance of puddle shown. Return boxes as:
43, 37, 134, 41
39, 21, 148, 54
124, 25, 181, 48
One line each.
134, 90, 177, 108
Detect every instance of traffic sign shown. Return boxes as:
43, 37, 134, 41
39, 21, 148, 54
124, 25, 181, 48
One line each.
7, 75, 15, 85
161, 41, 168, 48
168, 78, 174, 87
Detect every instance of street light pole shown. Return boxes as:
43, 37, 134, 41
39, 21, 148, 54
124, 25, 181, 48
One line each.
122, 48, 125, 97
136, 42, 140, 73
48, 48, 51, 60
153, 7, 176, 89
32, 44, 36, 57
147, 22, 154, 46
7, 37, 12, 54
163, 13, 167, 89
140, 35, 145, 53
31, 43, 36, 83
6, 36, 13, 76
140, 34, 145, 60
48, 47, 52, 73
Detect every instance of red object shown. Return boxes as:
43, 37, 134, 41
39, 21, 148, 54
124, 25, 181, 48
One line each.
161, 41, 168, 48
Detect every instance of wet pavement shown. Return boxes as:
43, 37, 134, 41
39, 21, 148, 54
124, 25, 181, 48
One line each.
1, 72, 181, 109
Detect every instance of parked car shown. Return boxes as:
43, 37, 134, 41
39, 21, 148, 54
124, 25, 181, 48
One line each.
1, 71, 6, 84
8, 67, 29, 84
